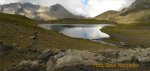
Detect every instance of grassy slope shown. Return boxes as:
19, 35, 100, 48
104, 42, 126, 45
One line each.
101, 24, 150, 47
0, 13, 119, 70
0, 13, 117, 50
95, 10, 118, 21
95, 0, 150, 24
95, 8, 150, 47
95, 10, 150, 24
95, 1, 150, 47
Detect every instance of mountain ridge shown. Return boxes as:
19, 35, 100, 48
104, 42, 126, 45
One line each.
95, 0, 150, 24
0, 3, 84, 21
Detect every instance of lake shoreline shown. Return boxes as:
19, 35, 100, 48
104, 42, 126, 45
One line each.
39, 24, 114, 45
101, 24, 150, 48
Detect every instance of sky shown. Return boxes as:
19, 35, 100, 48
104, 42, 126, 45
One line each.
0, 0, 135, 17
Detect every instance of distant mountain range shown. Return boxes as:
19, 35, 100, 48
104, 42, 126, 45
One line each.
0, 3, 84, 21
0, 0, 150, 24
95, 0, 150, 24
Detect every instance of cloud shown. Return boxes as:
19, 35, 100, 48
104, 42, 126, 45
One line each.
0, 0, 135, 17
85, 0, 135, 17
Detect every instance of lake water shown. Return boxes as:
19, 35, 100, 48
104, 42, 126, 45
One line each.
39, 24, 111, 40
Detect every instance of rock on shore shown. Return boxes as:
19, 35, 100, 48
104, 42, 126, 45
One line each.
5, 48, 150, 71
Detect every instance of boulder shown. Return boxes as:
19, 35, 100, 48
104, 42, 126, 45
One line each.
38, 49, 57, 63
16, 60, 41, 71
117, 50, 136, 62
135, 48, 150, 62
83, 60, 99, 65
65, 49, 98, 60
46, 58, 55, 71
5, 48, 150, 71
51, 49, 105, 70
55, 55, 83, 69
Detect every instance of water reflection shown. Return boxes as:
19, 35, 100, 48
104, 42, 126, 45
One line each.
39, 24, 111, 40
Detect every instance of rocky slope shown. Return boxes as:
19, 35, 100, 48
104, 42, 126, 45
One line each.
120, 0, 150, 15
0, 45, 42, 71
4, 48, 150, 71
0, 3, 83, 21
95, 0, 150, 24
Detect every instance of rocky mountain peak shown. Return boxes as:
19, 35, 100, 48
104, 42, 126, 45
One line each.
95, 0, 150, 24
1, 3, 22, 9
49, 4, 84, 19
22, 3, 40, 9
121, 0, 150, 15
128, 0, 150, 10
0, 3, 83, 21
50, 4, 64, 11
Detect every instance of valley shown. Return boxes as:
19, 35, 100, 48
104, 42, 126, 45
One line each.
0, 13, 119, 70
0, 0, 150, 71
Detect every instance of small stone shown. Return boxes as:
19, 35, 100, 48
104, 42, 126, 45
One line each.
29, 36, 36, 40
12, 43, 19, 46
20, 35, 24, 38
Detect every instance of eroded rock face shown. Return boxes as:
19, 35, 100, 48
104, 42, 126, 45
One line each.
121, 0, 150, 15
38, 49, 58, 63
5, 48, 150, 71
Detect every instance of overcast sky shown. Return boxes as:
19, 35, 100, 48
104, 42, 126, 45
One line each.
0, 0, 135, 17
